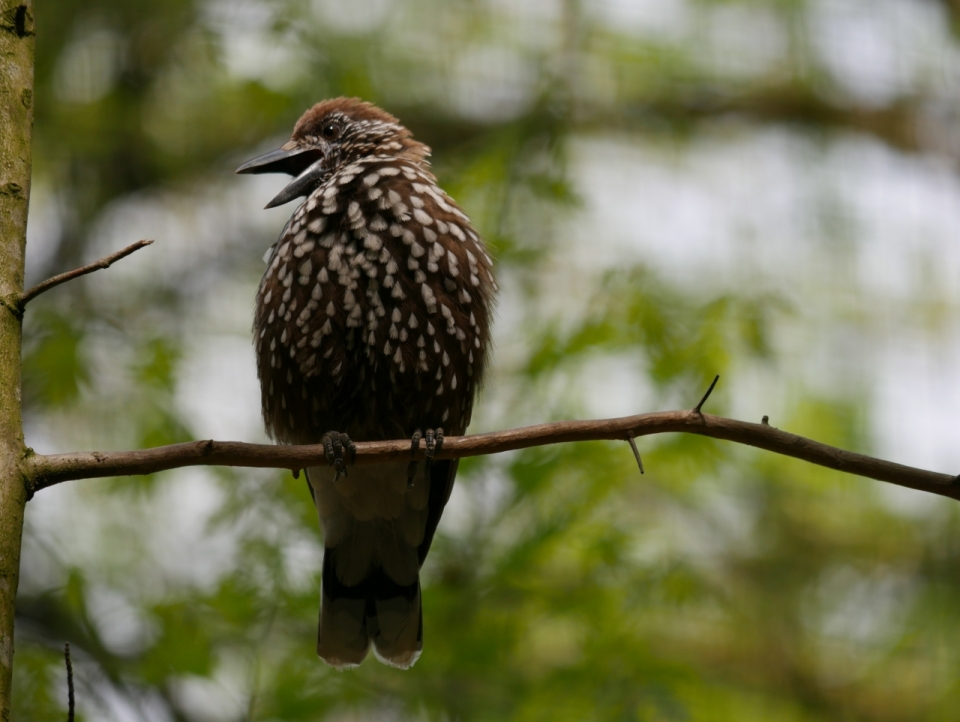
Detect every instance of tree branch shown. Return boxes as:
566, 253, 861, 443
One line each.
18, 239, 153, 310
25, 410, 959, 500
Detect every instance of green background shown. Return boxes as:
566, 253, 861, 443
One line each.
17, 0, 960, 719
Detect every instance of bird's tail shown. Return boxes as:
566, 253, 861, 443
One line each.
317, 539, 423, 670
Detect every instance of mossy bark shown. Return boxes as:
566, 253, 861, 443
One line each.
0, 1, 33, 718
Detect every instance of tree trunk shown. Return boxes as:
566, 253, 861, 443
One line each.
0, 1, 34, 718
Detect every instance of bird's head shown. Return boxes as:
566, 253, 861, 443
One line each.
236, 97, 430, 209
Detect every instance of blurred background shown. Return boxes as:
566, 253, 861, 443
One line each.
16, 0, 960, 719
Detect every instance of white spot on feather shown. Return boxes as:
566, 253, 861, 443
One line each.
421, 284, 437, 313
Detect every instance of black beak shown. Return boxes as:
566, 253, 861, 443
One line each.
260, 158, 328, 209
236, 146, 319, 176
236, 146, 328, 208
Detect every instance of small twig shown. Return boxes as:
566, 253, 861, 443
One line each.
64, 643, 74, 722
761, 415, 770, 426
693, 375, 720, 414
18, 240, 154, 310
627, 437, 645, 475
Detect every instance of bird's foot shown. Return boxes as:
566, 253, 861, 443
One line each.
322, 431, 356, 482
406, 428, 444, 488
406, 430, 422, 488
425, 428, 444, 484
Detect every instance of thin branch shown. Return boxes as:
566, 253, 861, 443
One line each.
64, 643, 74, 722
25, 410, 960, 500
694, 374, 720, 413
18, 240, 154, 310
627, 436, 644, 475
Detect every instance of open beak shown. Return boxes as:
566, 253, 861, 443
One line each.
236, 146, 327, 209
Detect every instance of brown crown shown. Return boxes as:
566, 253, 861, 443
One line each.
293, 97, 401, 139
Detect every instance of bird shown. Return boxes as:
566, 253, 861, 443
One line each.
237, 98, 496, 669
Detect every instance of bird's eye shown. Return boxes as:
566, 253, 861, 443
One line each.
322, 123, 340, 140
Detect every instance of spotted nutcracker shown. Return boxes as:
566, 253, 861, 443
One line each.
237, 98, 496, 669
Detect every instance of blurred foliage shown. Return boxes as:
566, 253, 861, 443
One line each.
22, 309, 88, 408
15, 0, 960, 720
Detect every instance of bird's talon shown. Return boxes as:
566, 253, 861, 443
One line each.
322, 431, 354, 481
422, 428, 444, 483
407, 428, 444, 487
407, 430, 423, 488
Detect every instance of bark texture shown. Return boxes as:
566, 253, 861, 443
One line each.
0, 1, 33, 718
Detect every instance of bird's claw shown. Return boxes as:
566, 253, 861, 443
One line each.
323, 431, 356, 482
406, 428, 443, 488
424, 427, 443, 483
407, 429, 422, 488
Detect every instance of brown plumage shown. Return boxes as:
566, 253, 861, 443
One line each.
238, 98, 496, 669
